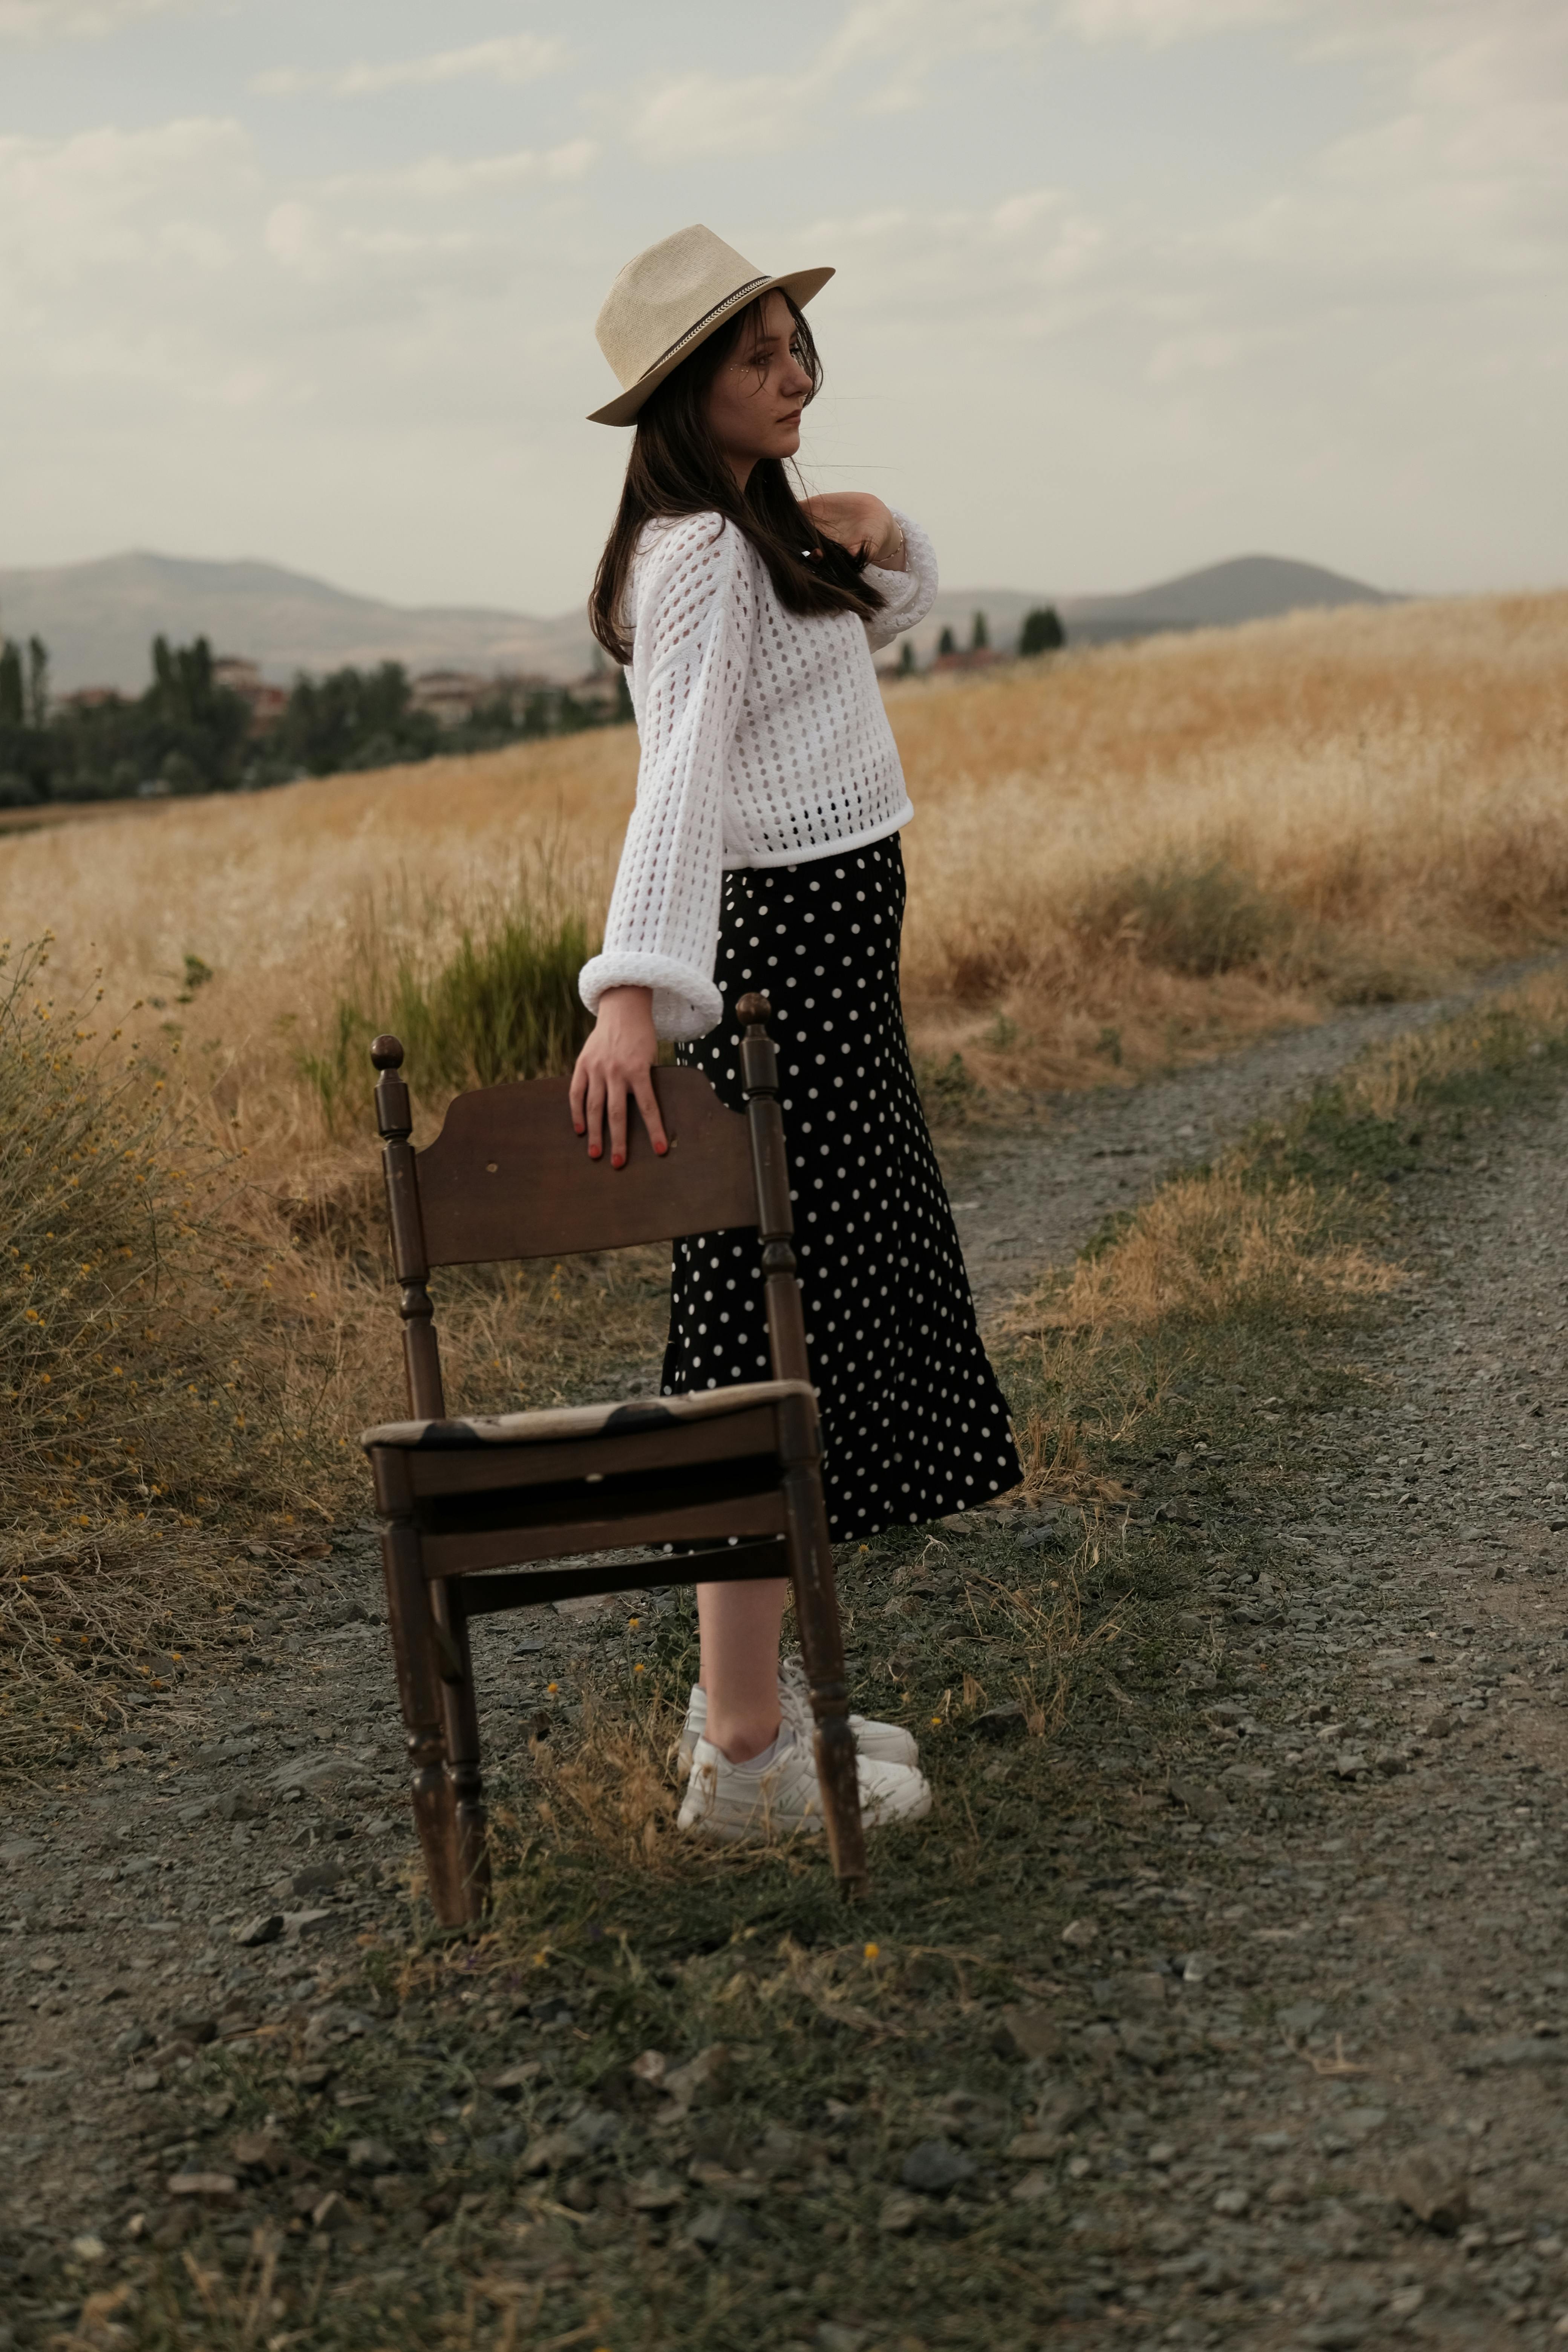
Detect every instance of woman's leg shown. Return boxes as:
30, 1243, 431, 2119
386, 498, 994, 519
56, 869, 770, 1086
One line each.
697, 1577, 789, 1762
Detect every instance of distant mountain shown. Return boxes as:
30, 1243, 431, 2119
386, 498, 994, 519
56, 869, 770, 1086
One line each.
900, 553, 1394, 663
0, 548, 1396, 695
1060, 554, 1396, 643
0, 551, 597, 694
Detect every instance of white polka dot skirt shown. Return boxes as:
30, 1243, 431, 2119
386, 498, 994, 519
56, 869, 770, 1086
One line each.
662, 833, 1021, 1543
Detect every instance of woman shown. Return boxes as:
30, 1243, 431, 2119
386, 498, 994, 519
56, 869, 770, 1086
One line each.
570, 224, 1020, 1841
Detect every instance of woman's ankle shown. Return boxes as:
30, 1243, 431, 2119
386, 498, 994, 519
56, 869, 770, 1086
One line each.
706, 1710, 781, 1765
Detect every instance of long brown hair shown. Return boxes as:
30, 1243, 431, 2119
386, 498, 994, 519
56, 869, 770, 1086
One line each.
588, 293, 884, 666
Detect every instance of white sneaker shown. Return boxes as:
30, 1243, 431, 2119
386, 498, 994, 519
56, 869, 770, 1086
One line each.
677, 1660, 919, 1777
676, 1721, 932, 1844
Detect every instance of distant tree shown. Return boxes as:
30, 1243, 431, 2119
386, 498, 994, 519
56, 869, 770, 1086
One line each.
937, 624, 957, 658
1018, 606, 1066, 657
25, 637, 48, 728
971, 609, 989, 652
0, 640, 22, 729
161, 749, 203, 796
897, 638, 916, 675
614, 669, 634, 724
280, 660, 428, 776
0, 770, 39, 807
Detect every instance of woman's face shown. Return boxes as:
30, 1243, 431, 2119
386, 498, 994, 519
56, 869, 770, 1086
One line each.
706, 291, 814, 487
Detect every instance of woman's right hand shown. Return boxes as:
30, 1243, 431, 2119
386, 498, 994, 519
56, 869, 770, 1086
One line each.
569, 985, 668, 1168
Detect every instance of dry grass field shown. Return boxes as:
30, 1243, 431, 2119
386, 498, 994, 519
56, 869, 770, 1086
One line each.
2, 590, 1565, 1754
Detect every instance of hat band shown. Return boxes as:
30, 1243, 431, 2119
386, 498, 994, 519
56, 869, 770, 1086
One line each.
644, 274, 773, 379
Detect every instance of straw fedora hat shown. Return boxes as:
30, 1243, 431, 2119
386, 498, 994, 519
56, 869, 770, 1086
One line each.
588, 222, 833, 427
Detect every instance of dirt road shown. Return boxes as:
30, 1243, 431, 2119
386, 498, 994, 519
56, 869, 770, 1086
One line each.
6, 985, 1568, 2350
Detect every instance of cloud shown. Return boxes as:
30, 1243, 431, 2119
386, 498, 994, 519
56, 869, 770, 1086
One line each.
628, 0, 1037, 160
1055, 0, 1302, 43
319, 140, 595, 201
254, 31, 566, 99
0, 0, 185, 36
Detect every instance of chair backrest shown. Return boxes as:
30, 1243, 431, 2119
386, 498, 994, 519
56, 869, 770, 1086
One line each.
370, 1001, 802, 1423
412, 1067, 755, 1268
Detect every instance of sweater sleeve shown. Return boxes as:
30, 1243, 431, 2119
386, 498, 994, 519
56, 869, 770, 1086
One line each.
578, 515, 752, 1041
860, 508, 938, 653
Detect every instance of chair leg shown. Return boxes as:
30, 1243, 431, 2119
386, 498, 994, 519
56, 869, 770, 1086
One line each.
778, 1424, 867, 1895
434, 1582, 491, 1923
380, 1520, 466, 1926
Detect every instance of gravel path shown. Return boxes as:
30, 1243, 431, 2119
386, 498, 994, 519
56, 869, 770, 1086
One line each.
5, 977, 1568, 2347
946, 961, 1555, 1321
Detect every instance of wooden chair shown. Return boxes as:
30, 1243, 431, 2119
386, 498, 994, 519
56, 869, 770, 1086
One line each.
359, 993, 866, 1927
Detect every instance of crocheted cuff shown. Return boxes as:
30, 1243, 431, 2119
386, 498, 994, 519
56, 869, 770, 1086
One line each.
578, 950, 725, 1043
862, 509, 937, 646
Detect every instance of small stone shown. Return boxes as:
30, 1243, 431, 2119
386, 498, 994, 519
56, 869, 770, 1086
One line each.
231, 1912, 283, 1948
285, 1908, 335, 1941
29, 1952, 60, 1975
660, 2043, 731, 2113
310, 2191, 353, 2232
1392, 2151, 1470, 2234
1060, 1918, 1098, 1948
216, 1788, 269, 1821
900, 2138, 977, 2195
69, 2233, 107, 2263
288, 1861, 345, 1898
167, 2011, 216, 2046
1168, 1775, 1226, 1822
167, 2172, 239, 2199
991, 2005, 1063, 2062
1276, 1999, 1325, 2037
490, 2061, 542, 2099
1213, 2186, 1251, 2217
877, 2190, 923, 2234
629, 2047, 668, 2087
129, 2066, 162, 2093
928, 2088, 1012, 2147
628, 2170, 685, 2213
1009, 2169, 1051, 2203
346, 2137, 398, 2174
113, 2023, 153, 2056
232, 2131, 291, 2176
816, 2327, 867, 2352
686, 2202, 753, 2251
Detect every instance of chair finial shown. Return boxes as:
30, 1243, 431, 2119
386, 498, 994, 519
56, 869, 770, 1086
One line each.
371, 1034, 405, 1071
735, 994, 772, 1029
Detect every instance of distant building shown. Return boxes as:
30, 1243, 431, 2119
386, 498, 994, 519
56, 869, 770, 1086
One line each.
568, 669, 626, 719
410, 669, 494, 726
213, 655, 287, 730
930, 648, 1006, 674
59, 685, 126, 712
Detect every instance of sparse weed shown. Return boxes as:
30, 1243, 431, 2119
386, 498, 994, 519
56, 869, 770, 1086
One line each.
300, 872, 598, 1129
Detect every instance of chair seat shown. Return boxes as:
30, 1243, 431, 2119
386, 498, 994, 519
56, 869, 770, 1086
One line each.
361, 1378, 816, 1456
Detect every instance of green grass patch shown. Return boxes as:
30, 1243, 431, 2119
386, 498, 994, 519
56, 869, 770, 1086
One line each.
302, 886, 599, 1130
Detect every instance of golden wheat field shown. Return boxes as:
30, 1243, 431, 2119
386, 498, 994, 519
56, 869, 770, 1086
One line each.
2, 589, 1565, 1748
7, 587, 1567, 1136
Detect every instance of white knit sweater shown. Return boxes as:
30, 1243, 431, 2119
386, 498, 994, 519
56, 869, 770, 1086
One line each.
577, 507, 937, 1039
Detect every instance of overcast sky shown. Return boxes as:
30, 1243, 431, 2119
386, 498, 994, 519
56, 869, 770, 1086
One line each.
2, 0, 1564, 614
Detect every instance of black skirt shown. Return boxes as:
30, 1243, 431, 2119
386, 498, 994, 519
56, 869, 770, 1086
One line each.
661, 833, 1021, 1544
